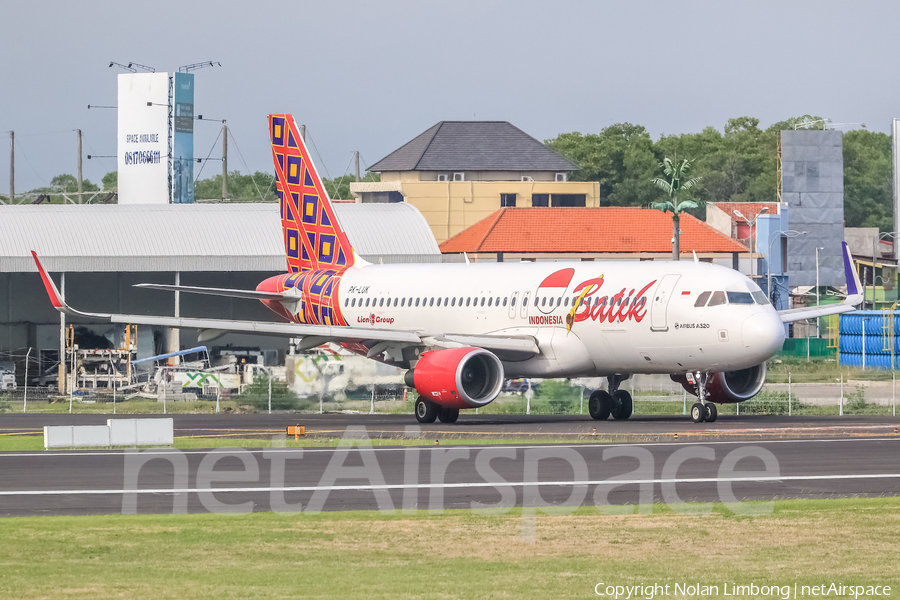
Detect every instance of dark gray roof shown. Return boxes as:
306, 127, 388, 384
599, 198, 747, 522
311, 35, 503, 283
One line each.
368, 121, 579, 172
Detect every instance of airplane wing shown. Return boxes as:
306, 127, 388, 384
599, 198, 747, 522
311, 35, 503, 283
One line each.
31, 252, 539, 356
777, 241, 864, 324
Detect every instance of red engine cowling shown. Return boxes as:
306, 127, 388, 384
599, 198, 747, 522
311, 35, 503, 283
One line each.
671, 363, 767, 404
405, 347, 504, 409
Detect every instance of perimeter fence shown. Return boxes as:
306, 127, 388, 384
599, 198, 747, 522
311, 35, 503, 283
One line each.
1, 372, 896, 417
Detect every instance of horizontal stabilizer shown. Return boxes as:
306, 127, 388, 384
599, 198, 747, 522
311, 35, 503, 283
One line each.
134, 283, 292, 302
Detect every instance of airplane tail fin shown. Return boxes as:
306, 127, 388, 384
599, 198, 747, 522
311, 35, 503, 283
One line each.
268, 114, 361, 273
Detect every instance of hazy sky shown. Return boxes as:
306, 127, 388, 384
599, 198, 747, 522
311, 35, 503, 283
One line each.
1, 0, 897, 194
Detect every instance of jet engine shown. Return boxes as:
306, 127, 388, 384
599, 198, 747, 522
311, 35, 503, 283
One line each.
671, 363, 767, 404
404, 347, 504, 409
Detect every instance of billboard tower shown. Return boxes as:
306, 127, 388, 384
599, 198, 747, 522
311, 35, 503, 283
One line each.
117, 63, 217, 204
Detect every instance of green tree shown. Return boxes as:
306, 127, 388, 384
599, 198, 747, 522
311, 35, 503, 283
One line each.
194, 171, 278, 202
102, 171, 117, 191
546, 123, 662, 207
843, 129, 892, 231
323, 172, 380, 200
651, 157, 702, 260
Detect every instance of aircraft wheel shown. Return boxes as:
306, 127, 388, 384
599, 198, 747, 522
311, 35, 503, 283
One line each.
611, 390, 633, 420
437, 407, 459, 423
691, 402, 706, 423
705, 403, 718, 423
415, 398, 438, 424
588, 390, 612, 420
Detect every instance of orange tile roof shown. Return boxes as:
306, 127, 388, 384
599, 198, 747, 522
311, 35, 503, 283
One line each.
711, 202, 780, 223
439, 207, 749, 254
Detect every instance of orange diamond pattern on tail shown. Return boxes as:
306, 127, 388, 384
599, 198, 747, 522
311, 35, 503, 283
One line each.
269, 114, 353, 327
269, 114, 355, 274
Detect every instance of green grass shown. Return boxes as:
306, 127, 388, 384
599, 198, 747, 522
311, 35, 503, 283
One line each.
0, 498, 897, 599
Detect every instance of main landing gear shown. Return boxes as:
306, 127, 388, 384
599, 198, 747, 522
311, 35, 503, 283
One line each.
414, 398, 459, 424
589, 375, 633, 421
689, 372, 718, 423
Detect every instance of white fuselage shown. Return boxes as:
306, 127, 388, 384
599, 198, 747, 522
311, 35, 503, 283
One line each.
327, 259, 785, 378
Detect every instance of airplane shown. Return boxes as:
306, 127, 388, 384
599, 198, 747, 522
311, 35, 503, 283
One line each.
32, 113, 864, 424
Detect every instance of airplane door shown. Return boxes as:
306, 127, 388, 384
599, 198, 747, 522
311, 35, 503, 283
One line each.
520, 291, 531, 319
508, 291, 519, 319
650, 274, 680, 332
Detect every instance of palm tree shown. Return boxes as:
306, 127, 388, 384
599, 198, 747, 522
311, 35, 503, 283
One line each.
651, 156, 702, 260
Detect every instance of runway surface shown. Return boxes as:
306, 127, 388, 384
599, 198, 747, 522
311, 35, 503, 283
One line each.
0, 435, 898, 517
2, 412, 900, 442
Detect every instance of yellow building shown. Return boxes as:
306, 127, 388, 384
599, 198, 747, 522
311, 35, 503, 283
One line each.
350, 121, 600, 244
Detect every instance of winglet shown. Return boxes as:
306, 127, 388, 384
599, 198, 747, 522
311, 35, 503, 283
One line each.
31, 251, 67, 310
842, 241, 862, 297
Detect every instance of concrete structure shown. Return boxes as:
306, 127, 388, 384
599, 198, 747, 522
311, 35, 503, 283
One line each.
780, 130, 845, 287
439, 207, 748, 264
0, 203, 440, 374
352, 121, 601, 244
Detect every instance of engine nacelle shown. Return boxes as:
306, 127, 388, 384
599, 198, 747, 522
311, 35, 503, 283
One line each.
405, 347, 504, 409
671, 363, 767, 404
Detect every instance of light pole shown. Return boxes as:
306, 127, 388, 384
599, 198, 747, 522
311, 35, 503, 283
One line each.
872, 232, 900, 311
815, 246, 824, 338
862, 317, 871, 370
734, 207, 768, 278
767, 230, 808, 307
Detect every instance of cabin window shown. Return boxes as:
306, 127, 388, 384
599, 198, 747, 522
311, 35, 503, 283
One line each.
394, 298, 399, 307
487, 297, 493, 307
726, 291, 754, 305
599, 297, 607, 308
523, 296, 528, 306
708, 291, 727, 307
511, 296, 516, 307
429, 297, 434, 307
466, 298, 471, 307
401, 298, 405, 307
344, 298, 349, 307
623, 297, 630, 306
379, 298, 384, 307
751, 291, 769, 305
451, 297, 456, 307
445, 297, 449, 305
564, 297, 570, 307
415, 298, 420, 307
694, 291, 711, 307
503, 297, 508, 307
365, 298, 370, 307
480, 297, 485, 307
496, 297, 500, 306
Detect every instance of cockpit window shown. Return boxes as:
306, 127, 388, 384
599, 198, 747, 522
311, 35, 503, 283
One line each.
707, 291, 727, 307
726, 291, 754, 304
751, 291, 769, 305
694, 291, 711, 307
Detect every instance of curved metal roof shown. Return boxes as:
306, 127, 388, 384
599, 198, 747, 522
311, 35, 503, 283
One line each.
0, 203, 440, 272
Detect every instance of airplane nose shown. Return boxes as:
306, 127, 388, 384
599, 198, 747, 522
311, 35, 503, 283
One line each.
741, 311, 785, 358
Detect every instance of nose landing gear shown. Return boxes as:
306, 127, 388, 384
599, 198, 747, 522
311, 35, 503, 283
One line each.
689, 372, 718, 423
